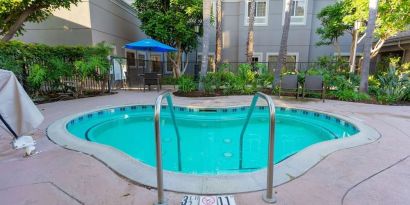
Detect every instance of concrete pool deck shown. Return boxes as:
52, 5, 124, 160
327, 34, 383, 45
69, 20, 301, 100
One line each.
1, 90, 410, 205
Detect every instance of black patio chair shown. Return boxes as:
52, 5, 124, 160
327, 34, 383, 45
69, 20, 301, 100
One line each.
142, 73, 161, 92
303, 75, 325, 102
279, 74, 299, 98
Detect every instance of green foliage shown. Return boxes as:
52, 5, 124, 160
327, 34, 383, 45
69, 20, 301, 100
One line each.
177, 75, 196, 93
316, 0, 410, 55
254, 63, 268, 74
0, 41, 111, 95
133, 0, 202, 53
257, 73, 274, 88
161, 76, 178, 85
343, 0, 410, 41
27, 64, 46, 92
375, 67, 410, 104
332, 89, 371, 102
218, 63, 231, 72
238, 64, 256, 84
316, 1, 352, 46
0, 0, 81, 40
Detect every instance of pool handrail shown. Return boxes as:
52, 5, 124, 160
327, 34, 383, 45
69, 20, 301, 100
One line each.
154, 90, 181, 205
239, 92, 277, 203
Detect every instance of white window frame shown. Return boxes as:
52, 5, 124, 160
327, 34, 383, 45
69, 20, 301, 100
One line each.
282, 0, 308, 26
252, 52, 264, 62
244, 0, 269, 26
266, 52, 299, 69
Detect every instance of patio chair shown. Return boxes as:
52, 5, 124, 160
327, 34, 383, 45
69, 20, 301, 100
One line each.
303, 75, 325, 102
279, 75, 299, 98
142, 72, 161, 92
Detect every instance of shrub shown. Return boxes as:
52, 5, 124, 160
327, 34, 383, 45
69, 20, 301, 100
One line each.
257, 73, 274, 88
27, 64, 47, 95
332, 89, 371, 102
238, 64, 256, 84
0, 41, 111, 95
375, 67, 410, 104
177, 76, 196, 93
161, 76, 178, 85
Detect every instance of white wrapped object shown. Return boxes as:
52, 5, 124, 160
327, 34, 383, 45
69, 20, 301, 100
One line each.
0, 69, 44, 136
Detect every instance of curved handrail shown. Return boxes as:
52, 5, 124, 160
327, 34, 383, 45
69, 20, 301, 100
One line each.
239, 92, 277, 203
154, 90, 181, 205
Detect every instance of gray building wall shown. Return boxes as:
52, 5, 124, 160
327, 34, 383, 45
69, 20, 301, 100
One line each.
194, 0, 362, 64
16, 0, 146, 57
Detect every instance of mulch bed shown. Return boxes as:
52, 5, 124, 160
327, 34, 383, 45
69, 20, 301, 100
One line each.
33, 91, 117, 104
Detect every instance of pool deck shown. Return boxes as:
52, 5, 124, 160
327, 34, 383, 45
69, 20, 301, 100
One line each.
1, 90, 410, 205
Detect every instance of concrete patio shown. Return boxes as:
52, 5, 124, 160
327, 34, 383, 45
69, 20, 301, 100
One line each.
1, 91, 409, 205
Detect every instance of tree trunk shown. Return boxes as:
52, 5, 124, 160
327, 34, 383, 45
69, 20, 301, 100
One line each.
274, 0, 292, 86
246, 0, 256, 64
349, 30, 359, 73
359, 0, 379, 93
215, 0, 223, 69
199, 0, 212, 91
168, 44, 183, 78
1, 6, 37, 42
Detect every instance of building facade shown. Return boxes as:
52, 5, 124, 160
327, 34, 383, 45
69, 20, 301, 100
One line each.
193, 0, 364, 68
16, 0, 146, 57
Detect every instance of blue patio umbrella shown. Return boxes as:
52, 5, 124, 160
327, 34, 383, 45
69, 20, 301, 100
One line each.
124, 38, 177, 52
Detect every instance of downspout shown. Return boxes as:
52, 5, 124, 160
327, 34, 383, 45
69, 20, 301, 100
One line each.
398, 40, 406, 63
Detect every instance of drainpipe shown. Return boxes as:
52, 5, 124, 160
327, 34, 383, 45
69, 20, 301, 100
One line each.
398, 40, 406, 63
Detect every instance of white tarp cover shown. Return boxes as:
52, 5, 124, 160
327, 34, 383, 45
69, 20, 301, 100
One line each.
0, 69, 44, 136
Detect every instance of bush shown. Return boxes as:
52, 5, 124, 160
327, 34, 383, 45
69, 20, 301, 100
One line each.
332, 89, 371, 102
374, 67, 410, 104
161, 76, 178, 85
177, 76, 196, 93
0, 41, 111, 96
27, 64, 47, 95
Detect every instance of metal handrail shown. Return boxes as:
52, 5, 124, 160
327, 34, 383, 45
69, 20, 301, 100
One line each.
239, 92, 277, 203
154, 90, 181, 205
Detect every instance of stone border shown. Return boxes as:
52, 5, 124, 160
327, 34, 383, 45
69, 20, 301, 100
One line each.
47, 104, 380, 194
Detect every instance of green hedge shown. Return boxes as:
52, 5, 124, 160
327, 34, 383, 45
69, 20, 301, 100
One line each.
0, 41, 111, 96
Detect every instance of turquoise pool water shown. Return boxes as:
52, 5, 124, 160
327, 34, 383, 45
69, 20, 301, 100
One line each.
67, 105, 358, 175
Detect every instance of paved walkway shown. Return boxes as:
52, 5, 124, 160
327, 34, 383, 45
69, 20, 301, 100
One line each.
1, 91, 410, 205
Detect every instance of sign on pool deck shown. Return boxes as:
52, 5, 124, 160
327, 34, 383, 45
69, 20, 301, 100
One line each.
180, 195, 236, 205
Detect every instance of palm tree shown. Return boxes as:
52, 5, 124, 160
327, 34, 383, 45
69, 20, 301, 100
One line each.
215, 0, 223, 69
246, 0, 256, 64
199, 0, 212, 91
360, 0, 379, 92
274, 0, 292, 86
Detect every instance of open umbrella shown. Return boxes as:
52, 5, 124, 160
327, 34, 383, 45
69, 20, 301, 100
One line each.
124, 38, 177, 74
124, 38, 177, 52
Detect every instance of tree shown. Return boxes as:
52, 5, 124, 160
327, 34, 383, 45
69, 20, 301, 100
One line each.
316, 1, 352, 57
316, 0, 410, 62
360, 0, 379, 93
274, 0, 292, 86
133, 0, 202, 78
246, 0, 256, 64
198, 0, 212, 91
215, 0, 223, 69
0, 0, 81, 42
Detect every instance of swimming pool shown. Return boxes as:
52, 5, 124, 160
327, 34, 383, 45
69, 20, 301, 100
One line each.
66, 105, 358, 175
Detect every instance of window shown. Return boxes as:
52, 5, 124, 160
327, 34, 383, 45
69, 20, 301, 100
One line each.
283, 0, 307, 25
252, 52, 263, 63
245, 0, 269, 26
335, 53, 362, 72
267, 53, 298, 72
126, 52, 136, 67
150, 54, 161, 73
137, 53, 145, 69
